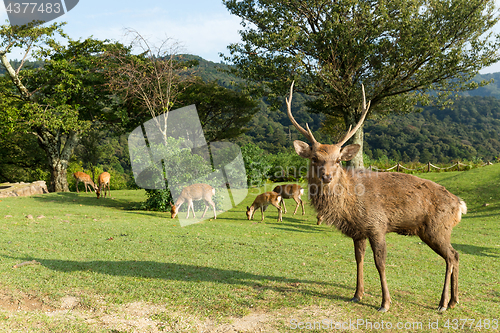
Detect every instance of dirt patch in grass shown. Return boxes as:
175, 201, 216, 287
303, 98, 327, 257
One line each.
0, 289, 345, 332
0, 289, 55, 312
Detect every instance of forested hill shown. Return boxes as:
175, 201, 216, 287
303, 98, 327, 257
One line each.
191, 56, 500, 163
363, 97, 500, 163
468, 72, 500, 99
4, 56, 499, 163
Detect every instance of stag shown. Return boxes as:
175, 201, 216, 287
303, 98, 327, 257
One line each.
286, 82, 466, 312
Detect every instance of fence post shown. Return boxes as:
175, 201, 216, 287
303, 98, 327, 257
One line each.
397, 162, 400, 172
427, 161, 431, 172
457, 162, 460, 171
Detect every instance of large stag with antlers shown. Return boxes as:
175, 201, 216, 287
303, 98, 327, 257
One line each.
286, 82, 466, 312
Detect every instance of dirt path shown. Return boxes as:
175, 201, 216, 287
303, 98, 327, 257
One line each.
0, 289, 344, 332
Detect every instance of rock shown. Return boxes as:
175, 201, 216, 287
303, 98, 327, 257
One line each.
0, 181, 49, 198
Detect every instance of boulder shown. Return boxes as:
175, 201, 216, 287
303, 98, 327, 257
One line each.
0, 181, 49, 198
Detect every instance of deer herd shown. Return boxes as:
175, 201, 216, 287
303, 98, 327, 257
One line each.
73, 83, 467, 313
72, 171, 111, 199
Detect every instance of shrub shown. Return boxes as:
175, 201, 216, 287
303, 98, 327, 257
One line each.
241, 143, 271, 186
267, 148, 308, 182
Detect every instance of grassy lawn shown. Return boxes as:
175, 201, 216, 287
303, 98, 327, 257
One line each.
0, 165, 499, 332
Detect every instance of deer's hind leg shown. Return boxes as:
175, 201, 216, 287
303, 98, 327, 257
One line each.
201, 202, 209, 218
270, 201, 283, 222
281, 198, 287, 214
292, 197, 301, 215
418, 229, 459, 311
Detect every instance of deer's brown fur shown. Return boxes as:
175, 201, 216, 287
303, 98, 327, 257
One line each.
273, 184, 305, 215
73, 172, 97, 193
96, 172, 111, 199
287, 82, 466, 312
246, 191, 282, 222
171, 183, 216, 219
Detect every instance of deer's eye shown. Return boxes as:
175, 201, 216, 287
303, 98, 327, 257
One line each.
311, 157, 319, 164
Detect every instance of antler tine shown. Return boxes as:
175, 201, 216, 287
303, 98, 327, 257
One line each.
286, 81, 318, 144
338, 84, 371, 146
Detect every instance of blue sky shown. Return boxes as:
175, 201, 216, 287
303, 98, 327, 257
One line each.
0, 0, 242, 63
1, 0, 500, 73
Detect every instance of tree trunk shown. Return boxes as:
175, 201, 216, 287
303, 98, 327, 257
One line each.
36, 129, 79, 192
49, 162, 69, 192
344, 113, 365, 169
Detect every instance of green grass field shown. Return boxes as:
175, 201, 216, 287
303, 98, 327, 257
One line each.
0, 165, 499, 332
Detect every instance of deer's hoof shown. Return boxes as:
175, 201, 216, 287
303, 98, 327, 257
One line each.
350, 296, 361, 303
377, 307, 388, 313
448, 300, 458, 309
438, 306, 447, 312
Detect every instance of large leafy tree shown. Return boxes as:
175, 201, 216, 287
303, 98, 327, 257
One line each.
222, 0, 500, 167
0, 22, 116, 191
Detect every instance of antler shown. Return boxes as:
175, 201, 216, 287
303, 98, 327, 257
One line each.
286, 81, 318, 145
337, 84, 371, 146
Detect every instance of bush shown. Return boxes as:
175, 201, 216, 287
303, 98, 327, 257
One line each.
131, 137, 214, 211
267, 148, 308, 182
241, 143, 271, 186
141, 189, 172, 212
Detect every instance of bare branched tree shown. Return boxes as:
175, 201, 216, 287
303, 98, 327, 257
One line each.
104, 30, 195, 141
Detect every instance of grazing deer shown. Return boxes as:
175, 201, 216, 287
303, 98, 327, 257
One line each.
286, 81, 466, 312
96, 172, 111, 199
171, 183, 216, 219
273, 184, 305, 215
73, 172, 97, 193
246, 191, 283, 222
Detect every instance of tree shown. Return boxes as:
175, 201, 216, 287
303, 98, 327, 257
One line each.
222, 0, 500, 168
174, 78, 260, 143
0, 22, 116, 191
103, 30, 196, 141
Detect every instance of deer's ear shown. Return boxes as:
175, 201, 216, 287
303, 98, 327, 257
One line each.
293, 140, 312, 158
340, 144, 360, 161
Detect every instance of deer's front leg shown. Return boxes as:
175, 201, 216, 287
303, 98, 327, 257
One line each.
186, 201, 193, 218
352, 238, 366, 303
369, 235, 391, 312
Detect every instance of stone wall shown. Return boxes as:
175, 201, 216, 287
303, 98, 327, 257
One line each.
0, 181, 49, 198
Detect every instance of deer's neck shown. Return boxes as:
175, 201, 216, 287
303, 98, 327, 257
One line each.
309, 169, 364, 238
175, 197, 186, 207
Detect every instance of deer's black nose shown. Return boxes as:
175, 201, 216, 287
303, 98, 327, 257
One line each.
322, 174, 332, 183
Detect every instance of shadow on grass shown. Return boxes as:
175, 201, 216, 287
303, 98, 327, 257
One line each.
216, 214, 325, 233
5, 255, 353, 303
266, 219, 325, 233
31, 192, 139, 210
452, 243, 499, 257
464, 206, 500, 218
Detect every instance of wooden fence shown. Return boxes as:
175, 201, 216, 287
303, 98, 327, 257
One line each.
369, 161, 494, 173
